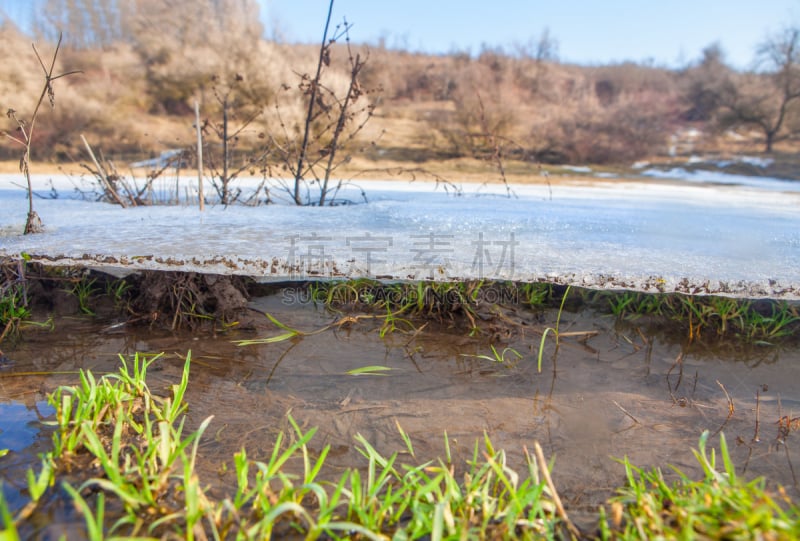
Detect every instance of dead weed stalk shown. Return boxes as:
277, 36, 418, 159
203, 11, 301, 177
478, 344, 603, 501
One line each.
2, 32, 81, 233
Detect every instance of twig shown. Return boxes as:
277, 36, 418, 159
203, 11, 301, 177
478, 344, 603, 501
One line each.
81, 134, 126, 208
194, 100, 205, 211
613, 400, 641, 425
752, 389, 762, 443
558, 330, 599, 339
476, 92, 516, 198
711, 379, 735, 437
666, 351, 684, 403
784, 443, 798, 489
351, 166, 463, 195
319, 48, 364, 205
293, 0, 335, 205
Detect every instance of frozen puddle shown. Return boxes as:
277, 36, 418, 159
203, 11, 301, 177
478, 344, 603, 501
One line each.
1, 174, 799, 299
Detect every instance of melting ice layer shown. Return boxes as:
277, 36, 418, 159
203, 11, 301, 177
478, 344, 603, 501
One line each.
1, 174, 799, 299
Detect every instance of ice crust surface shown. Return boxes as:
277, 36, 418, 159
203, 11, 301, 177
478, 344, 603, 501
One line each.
1, 173, 799, 299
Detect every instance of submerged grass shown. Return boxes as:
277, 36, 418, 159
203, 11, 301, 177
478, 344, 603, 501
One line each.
591, 289, 800, 345
302, 279, 800, 348
537, 285, 572, 372
0, 281, 30, 343
235, 281, 798, 389
6, 262, 795, 350
1, 350, 798, 539
308, 279, 495, 331
0, 260, 53, 345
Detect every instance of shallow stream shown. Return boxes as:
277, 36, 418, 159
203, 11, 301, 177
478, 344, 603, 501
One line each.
2, 289, 799, 530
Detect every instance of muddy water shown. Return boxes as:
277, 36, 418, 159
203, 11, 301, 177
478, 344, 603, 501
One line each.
2, 290, 800, 527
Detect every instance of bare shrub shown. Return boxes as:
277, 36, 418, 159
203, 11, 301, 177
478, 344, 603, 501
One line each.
680, 44, 731, 123
199, 74, 275, 206
528, 73, 675, 165
565, 93, 673, 163
431, 57, 520, 157
2, 33, 80, 233
267, 6, 378, 206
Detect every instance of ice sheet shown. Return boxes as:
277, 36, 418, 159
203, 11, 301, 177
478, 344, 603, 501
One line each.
1, 173, 799, 299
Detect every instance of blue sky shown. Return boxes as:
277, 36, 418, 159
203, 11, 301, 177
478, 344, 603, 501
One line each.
261, 0, 799, 68
2, 0, 798, 68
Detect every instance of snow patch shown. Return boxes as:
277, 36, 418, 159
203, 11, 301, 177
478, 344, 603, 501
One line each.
562, 165, 592, 173
641, 167, 799, 192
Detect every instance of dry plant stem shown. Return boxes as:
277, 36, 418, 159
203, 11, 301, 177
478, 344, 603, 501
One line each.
206, 81, 265, 205
81, 135, 126, 207
532, 441, 580, 539
477, 93, 510, 196
666, 351, 685, 402
0, 322, 13, 345
558, 330, 599, 339
294, 0, 335, 205
319, 50, 364, 205
195, 100, 205, 211
223, 99, 229, 194
753, 390, 762, 443
711, 379, 735, 437
2, 33, 80, 233
613, 400, 641, 426
784, 443, 799, 489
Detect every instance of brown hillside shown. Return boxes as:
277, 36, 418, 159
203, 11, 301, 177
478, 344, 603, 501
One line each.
1, 22, 795, 178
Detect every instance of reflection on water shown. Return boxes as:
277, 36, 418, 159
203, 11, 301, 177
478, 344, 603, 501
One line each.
0, 401, 54, 452
0, 401, 55, 514
1, 292, 799, 525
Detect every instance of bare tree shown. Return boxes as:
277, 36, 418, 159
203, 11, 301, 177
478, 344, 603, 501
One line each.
512, 28, 559, 95
35, 0, 132, 48
533, 27, 559, 64
681, 43, 732, 121
696, 28, 800, 152
750, 26, 800, 151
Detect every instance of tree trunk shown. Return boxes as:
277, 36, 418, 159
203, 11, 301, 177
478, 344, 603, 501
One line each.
765, 131, 775, 153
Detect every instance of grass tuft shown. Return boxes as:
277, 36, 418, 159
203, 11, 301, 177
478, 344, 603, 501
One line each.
604, 431, 800, 539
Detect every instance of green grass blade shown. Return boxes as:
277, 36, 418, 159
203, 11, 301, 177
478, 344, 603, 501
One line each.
346, 365, 393, 376
396, 419, 415, 458
537, 327, 555, 372
0, 493, 21, 541
264, 312, 301, 333
234, 331, 299, 346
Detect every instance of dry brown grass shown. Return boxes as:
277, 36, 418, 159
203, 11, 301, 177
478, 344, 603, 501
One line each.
2, 23, 797, 173
0, 160, 80, 174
